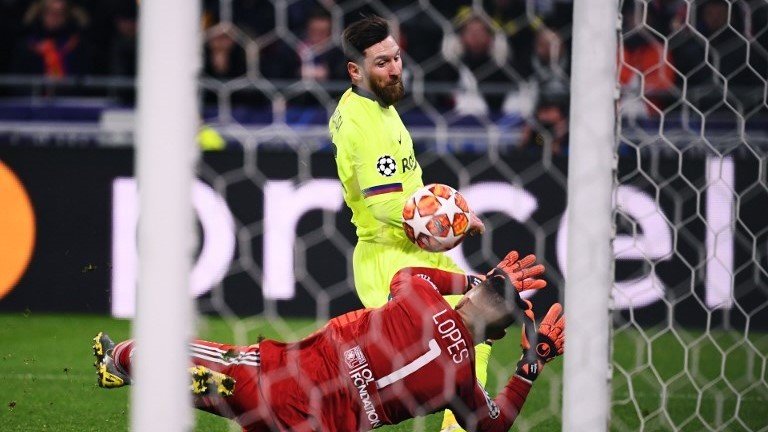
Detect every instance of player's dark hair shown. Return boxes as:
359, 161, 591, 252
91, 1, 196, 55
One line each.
342, 15, 390, 62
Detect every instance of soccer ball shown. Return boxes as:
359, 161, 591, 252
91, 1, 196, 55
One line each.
402, 183, 471, 252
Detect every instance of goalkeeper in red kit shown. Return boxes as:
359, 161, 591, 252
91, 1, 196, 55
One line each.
93, 251, 564, 431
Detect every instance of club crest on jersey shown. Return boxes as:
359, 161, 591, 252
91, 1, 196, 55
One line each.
376, 155, 396, 177
344, 346, 368, 369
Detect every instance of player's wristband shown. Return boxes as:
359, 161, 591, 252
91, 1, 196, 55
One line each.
515, 356, 543, 381
515, 334, 558, 381
466, 275, 484, 292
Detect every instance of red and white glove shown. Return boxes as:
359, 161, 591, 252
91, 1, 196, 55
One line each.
466, 250, 547, 294
496, 250, 547, 292
515, 303, 565, 382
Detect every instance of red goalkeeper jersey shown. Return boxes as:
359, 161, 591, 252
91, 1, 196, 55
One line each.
254, 267, 532, 431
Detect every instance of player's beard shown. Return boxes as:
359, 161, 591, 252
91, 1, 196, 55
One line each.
370, 77, 405, 106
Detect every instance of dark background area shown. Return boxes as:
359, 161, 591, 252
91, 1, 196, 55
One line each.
0, 146, 765, 331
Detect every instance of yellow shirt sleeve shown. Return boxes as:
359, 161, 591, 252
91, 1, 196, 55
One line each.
348, 121, 409, 215
330, 90, 419, 239
367, 197, 405, 228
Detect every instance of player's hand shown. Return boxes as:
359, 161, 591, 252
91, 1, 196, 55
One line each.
515, 303, 565, 382
495, 250, 547, 293
467, 212, 485, 236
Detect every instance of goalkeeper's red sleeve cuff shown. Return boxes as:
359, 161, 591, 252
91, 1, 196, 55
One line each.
496, 375, 533, 423
513, 373, 534, 385
509, 374, 533, 392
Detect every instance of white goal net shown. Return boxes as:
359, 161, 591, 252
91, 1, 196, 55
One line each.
189, 0, 768, 431
1, 0, 766, 431
194, 1, 579, 429
611, 1, 768, 431
191, 0, 767, 430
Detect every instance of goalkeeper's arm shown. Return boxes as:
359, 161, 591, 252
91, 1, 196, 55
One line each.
459, 303, 566, 431
392, 250, 550, 298
458, 250, 550, 312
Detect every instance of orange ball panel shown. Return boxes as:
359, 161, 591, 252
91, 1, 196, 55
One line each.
430, 184, 453, 199
402, 199, 416, 220
454, 192, 469, 212
402, 222, 416, 242
417, 195, 440, 216
452, 212, 469, 236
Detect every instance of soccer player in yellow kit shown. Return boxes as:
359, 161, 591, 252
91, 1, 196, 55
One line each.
328, 15, 487, 431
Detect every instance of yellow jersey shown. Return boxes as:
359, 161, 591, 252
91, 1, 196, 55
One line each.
329, 86, 423, 243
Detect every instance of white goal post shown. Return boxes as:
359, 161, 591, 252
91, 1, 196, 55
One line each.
111, 0, 766, 430
132, 0, 200, 430
562, 0, 618, 430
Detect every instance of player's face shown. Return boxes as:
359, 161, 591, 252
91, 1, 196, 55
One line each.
457, 285, 515, 341
362, 36, 404, 106
478, 303, 514, 338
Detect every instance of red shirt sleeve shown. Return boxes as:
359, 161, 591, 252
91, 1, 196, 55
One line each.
454, 376, 532, 431
389, 267, 471, 298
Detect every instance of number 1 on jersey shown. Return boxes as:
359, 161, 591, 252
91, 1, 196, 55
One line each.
375, 339, 441, 389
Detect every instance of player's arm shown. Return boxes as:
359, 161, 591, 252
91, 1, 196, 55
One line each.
445, 250, 549, 299
390, 251, 549, 298
368, 199, 406, 228
339, 119, 406, 227
391, 267, 476, 297
332, 117, 405, 229
457, 303, 565, 431
452, 377, 532, 432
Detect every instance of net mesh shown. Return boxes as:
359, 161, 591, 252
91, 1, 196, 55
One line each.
197, 1, 573, 430
194, 0, 768, 430
1, 0, 766, 430
612, 1, 768, 431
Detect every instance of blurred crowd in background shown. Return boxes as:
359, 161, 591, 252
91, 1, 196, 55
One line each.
0, 0, 766, 153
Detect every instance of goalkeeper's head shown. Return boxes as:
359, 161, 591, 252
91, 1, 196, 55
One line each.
455, 268, 529, 343
342, 15, 405, 106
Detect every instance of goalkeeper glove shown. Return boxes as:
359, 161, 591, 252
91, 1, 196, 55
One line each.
496, 250, 547, 292
468, 251, 548, 292
515, 302, 565, 382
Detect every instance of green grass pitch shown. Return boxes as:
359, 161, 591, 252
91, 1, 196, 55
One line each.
0, 313, 766, 431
